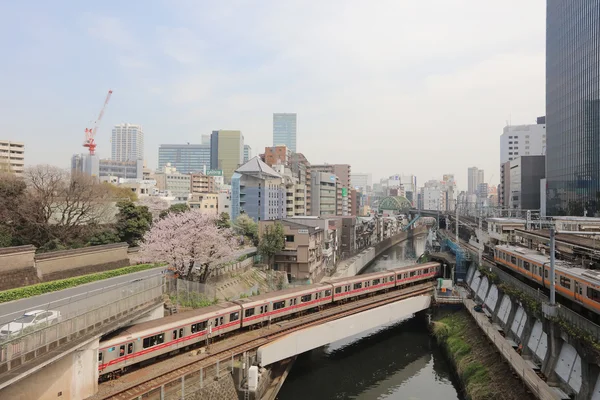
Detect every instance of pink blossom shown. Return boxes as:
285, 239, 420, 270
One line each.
137, 196, 169, 221
138, 211, 239, 282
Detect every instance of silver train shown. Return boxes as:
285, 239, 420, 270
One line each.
98, 261, 440, 378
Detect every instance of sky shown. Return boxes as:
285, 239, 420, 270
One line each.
0, 0, 546, 191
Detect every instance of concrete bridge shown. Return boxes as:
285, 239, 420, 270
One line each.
0, 274, 164, 400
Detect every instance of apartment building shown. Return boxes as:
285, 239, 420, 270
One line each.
0, 140, 24, 174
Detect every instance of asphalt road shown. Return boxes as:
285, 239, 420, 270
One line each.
0, 266, 166, 326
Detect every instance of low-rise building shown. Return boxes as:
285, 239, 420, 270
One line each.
154, 163, 191, 202
259, 219, 325, 282
0, 140, 24, 174
190, 172, 216, 193
218, 191, 231, 216
188, 192, 219, 214
99, 159, 143, 180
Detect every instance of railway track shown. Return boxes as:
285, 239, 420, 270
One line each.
97, 283, 434, 400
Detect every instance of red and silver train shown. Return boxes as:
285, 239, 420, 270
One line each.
494, 245, 600, 315
98, 261, 440, 378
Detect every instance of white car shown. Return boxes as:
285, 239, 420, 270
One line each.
0, 310, 61, 340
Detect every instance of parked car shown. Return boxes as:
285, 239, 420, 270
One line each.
0, 310, 61, 340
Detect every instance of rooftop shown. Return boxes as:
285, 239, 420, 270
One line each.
235, 156, 281, 178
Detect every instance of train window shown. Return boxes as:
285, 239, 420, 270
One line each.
98, 352, 103, 363
172, 330, 177, 340
220, 316, 224, 325
587, 287, 600, 303
259, 305, 266, 314
345, 285, 351, 291
510, 256, 517, 264
230, 312, 240, 321
301, 294, 312, 302
120, 345, 125, 356
291, 298, 297, 305
143, 333, 165, 349
545, 270, 548, 278
353, 283, 362, 290
335, 287, 342, 294
365, 281, 370, 287
273, 301, 285, 310
410, 271, 416, 277
559, 276, 571, 288
179, 328, 184, 338
191, 321, 208, 333
128, 343, 134, 354
325, 289, 332, 297
316, 292, 321, 299
523, 261, 530, 271
244, 309, 255, 318
373, 279, 381, 285
390, 275, 395, 280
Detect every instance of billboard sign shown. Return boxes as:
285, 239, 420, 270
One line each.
206, 169, 223, 176
342, 188, 348, 197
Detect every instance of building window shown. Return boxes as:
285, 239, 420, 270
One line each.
285, 235, 294, 242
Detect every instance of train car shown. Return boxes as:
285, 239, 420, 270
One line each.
494, 244, 600, 315
329, 270, 396, 302
392, 262, 440, 287
235, 283, 333, 328
98, 301, 241, 377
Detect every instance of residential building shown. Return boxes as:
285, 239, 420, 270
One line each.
114, 178, 157, 197
500, 119, 546, 164
273, 163, 307, 217
231, 157, 285, 222
99, 159, 143, 180
259, 219, 324, 282
111, 123, 144, 162
508, 155, 546, 210
546, 1, 600, 216
190, 172, 216, 194
351, 173, 372, 192
467, 167, 484, 195
312, 164, 352, 216
154, 163, 191, 202
218, 191, 231, 216
264, 145, 292, 167
188, 192, 219, 215
310, 171, 337, 216
210, 130, 244, 184
350, 189, 358, 216
291, 153, 311, 215
158, 144, 210, 174
273, 113, 297, 152
0, 140, 24, 174
243, 145, 252, 163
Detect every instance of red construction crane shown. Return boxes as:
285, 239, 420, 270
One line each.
83, 90, 113, 155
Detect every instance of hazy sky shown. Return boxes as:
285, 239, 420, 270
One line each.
0, 1, 545, 190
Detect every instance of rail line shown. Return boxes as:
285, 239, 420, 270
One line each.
97, 282, 434, 400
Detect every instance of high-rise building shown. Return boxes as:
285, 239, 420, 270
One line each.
158, 144, 210, 174
273, 113, 297, 152
508, 156, 546, 210
546, 1, 600, 216
310, 172, 337, 216
351, 173, 372, 192
467, 167, 484, 195
210, 130, 244, 184
500, 119, 546, 165
71, 153, 99, 177
244, 145, 252, 163
0, 140, 25, 174
111, 124, 144, 162
99, 159, 143, 180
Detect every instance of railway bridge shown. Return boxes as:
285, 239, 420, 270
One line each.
89, 282, 435, 400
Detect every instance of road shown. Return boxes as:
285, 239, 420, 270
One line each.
0, 266, 165, 326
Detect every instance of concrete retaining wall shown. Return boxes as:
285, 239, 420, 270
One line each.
0, 243, 131, 290
466, 264, 600, 399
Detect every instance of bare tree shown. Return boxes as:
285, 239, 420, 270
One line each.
137, 196, 169, 221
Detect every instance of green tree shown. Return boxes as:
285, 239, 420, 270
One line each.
159, 203, 190, 219
88, 229, 121, 246
216, 212, 231, 229
102, 182, 138, 202
234, 214, 258, 245
258, 222, 285, 269
115, 200, 152, 246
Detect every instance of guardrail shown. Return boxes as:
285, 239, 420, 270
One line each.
0, 274, 164, 374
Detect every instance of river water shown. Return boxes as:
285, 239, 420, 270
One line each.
277, 234, 464, 400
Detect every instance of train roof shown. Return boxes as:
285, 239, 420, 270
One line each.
496, 244, 600, 285
326, 269, 393, 285
233, 283, 330, 307
101, 301, 240, 348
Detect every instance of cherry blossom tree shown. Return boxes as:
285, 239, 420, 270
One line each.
138, 211, 239, 282
137, 196, 169, 221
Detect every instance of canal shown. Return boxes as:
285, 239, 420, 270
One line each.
277, 233, 464, 400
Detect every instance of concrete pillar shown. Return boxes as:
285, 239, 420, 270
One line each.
503, 295, 519, 334
571, 337, 597, 400
541, 318, 562, 385
519, 314, 535, 357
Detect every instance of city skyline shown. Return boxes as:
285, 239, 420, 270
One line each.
0, 1, 545, 188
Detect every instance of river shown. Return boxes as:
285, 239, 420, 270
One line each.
277, 234, 464, 400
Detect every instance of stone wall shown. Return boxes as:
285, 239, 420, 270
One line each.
183, 374, 239, 400
0, 243, 131, 290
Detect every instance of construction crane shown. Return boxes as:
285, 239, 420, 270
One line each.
83, 90, 113, 155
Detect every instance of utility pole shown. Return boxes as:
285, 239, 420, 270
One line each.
549, 227, 556, 305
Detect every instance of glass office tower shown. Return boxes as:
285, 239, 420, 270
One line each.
273, 113, 297, 152
546, 1, 600, 216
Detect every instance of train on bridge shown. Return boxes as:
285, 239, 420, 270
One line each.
98, 261, 441, 379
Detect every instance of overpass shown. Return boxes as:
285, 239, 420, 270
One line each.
0, 273, 164, 399
90, 282, 435, 400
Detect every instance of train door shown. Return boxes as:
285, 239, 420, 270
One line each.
120, 342, 135, 364
574, 281, 583, 304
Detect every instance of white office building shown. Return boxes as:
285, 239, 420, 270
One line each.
111, 123, 144, 162
500, 119, 546, 164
